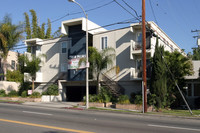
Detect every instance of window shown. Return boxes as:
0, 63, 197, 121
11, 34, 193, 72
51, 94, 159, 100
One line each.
187, 83, 192, 97
36, 45, 41, 51
136, 60, 142, 70
136, 32, 142, 44
194, 84, 200, 96
61, 63, 67, 72
11, 60, 15, 69
61, 42, 67, 53
101, 37, 107, 49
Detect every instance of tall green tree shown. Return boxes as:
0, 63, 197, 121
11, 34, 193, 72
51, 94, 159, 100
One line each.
165, 50, 193, 107
24, 12, 31, 39
41, 23, 45, 39
79, 47, 116, 91
24, 9, 52, 39
45, 19, 51, 39
24, 9, 52, 52
192, 47, 200, 60
30, 9, 37, 38
0, 15, 23, 80
150, 38, 167, 108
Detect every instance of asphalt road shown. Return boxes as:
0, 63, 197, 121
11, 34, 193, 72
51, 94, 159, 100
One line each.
0, 103, 200, 133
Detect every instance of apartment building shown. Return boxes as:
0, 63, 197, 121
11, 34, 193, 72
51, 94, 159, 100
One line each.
24, 18, 183, 101
93, 21, 182, 96
0, 51, 19, 80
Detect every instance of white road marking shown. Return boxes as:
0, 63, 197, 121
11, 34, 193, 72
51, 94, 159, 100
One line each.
22, 111, 52, 116
148, 124, 200, 132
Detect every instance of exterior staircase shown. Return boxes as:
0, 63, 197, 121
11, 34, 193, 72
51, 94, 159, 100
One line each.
101, 73, 125, 97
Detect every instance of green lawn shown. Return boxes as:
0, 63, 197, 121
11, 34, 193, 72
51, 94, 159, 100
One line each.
149, 109, 200, 117
89, 107, 200, 118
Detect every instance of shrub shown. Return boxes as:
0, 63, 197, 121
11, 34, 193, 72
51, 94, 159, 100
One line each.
18, 82, 32, 96
83, 95, 99, 102
0, 89, 6, 97
98, 87, 111, 103
21, 91, 27, 98
117, 95, 130, 104
148, 94, 157, 106
43, 84, 59, 95
6, 70, 23, 83
83, 87, 112, 103
129, 92, 137, 103
7, 90, 18, 97
134, 95, 142, 105
30, 92, 41, 98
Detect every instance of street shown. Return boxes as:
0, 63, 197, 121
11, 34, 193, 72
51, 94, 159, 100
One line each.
0, 103, 200, 133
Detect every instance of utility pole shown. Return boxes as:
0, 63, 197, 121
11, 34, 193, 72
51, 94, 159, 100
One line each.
191, 30, 200, 47
142, 0, 147, 113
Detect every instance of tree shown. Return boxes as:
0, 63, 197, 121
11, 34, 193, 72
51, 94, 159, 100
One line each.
165, 50, 193, 108
24, 9, 52, 39
24, 12, 31, 39
6, 70, 23, 82
0, 15, 23, 80
192, 47, 200, 60
23, 54, 45, 91
53, 27, 63, 38
79, 47, 115, 91
30, 9, 37, 38
41, 23, 45, 39
45, 19, 52, 39
150, 38, 167, 108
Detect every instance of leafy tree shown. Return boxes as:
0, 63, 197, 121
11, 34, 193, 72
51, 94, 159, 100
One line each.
45, 19, 52, 39
150, 38, 167, 108
165, 50, 193, 108
23, 54, 45, 91
192, 47, 200, 60
24, 12, 31, 39
41, 23, 45, 39
53, 27, 63, 38
24, 9, 53, 52
24, 9, 52, 40
79, 47, 115, 91
30, 9, 38, 38
0, 15, 23, 80
6, 70, 23, 82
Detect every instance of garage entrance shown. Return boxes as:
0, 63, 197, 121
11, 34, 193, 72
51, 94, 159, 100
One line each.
66, 86, 97, 102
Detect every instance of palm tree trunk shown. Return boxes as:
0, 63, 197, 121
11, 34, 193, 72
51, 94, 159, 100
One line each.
32, 78, 34, 92
3, 59, 7, 81
97, 73, 101, 94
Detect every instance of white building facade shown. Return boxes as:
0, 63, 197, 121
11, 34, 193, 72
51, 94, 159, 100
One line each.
24, 19, 183, 101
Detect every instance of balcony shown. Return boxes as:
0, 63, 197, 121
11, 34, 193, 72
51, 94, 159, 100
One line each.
130, 67, 151, 80
130, 40, 151, 59
130, 68, 142, 80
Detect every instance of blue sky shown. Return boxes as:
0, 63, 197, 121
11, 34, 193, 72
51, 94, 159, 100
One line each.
1, 0, 199, 53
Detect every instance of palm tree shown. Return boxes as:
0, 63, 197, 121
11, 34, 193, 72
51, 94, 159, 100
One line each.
0, 15, 23, 80
79, 47, 116, 91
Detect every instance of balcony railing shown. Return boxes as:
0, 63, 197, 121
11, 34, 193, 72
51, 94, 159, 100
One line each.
130, 67, 151, 80
131, 41, 150, 51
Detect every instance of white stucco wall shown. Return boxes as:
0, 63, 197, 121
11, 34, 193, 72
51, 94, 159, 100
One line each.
0, 81, 20, 94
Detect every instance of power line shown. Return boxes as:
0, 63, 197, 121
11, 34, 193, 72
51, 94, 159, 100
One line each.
47, 0, 115, 26
113, 0, 141, 22
149, 0, 158, 25
121, 0, 141, 19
